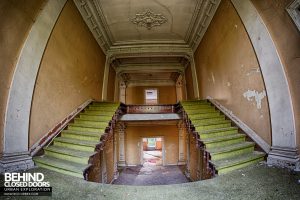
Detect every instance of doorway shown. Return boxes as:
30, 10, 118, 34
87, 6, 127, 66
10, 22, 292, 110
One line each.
141, 137, 164, 166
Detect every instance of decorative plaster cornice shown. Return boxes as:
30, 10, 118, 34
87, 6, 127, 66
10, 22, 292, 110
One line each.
108, 45, 193, 60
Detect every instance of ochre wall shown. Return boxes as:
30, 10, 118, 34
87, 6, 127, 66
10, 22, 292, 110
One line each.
125, 125, 179, 165
107, 67, 116, 102
185, 64, 195, 100
29, 0, 106, 147
126, 86, 177, 104
251, 0, 300, 151
0, 0, 45, 153
194, 0, 272, 145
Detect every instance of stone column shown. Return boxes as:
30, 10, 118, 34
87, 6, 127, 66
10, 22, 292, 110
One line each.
178, 121, 186, 165
119, 81, 127, 104
185, 131, 190, 178
113, 131, 119, 179
176, 75, 183, 102
188, 54, 200, 99
118, 122, 126, 167
101, 150, 107, 183
101, 56, 111, 101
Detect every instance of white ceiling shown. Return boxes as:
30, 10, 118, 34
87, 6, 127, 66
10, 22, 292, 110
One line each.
74, 0, 221, 52
73, 0, 221, 84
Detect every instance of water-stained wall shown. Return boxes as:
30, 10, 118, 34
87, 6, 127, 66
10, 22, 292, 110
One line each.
194, 0, 272, 145
29, 0, 106, 147
0, 0, 46, 154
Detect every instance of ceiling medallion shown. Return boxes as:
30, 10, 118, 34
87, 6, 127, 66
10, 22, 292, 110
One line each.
131, 9, 167, 30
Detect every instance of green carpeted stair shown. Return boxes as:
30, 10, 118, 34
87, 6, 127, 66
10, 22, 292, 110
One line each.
33, 102, 120, 178
181, 100, 265, 175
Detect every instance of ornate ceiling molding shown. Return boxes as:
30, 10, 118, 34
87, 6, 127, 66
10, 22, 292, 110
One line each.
185, 0, 221, 51
73, 0, 221, 54
131, 9, 167, 30
73, 0, 111, 53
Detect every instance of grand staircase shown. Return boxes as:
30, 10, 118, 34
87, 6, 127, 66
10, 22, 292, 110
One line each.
181, 100, 265, 174
33, 102, 120, 178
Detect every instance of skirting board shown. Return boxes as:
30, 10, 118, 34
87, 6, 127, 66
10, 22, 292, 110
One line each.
29, 99, 93, 156
207, 97, 271, 153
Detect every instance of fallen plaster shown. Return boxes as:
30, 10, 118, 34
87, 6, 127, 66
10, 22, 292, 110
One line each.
243, 90, 266, 109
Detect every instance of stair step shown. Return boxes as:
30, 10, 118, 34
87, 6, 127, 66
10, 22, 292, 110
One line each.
200, 127, 239, 139
78, 114, 112, 121
208, 142, 255, 161
212, 151, 265, 174
193, 119, 229, 126
87, 106, 118, 111
44, 146, 95, 164
181, 100, 209, 105
92, 102, 119, 106
69, 122, 107, 129
54, 137, 99, 151
202, 134, 246, 148
34, 156, 90, 178
68, 125, 105, 133
61, 130, 101, 141
189, 112, 221, 119
191, 116, 225, 124
184, 108, 218, 115
195, 121, 231, 131
84, 110, 116, 116
74, 120, 108, 127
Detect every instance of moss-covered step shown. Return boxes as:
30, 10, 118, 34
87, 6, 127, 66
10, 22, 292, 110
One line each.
67, 124, 105, 133
78, 114, 112, 121
202, 134, 246, 148
44, 146, 95, 164
184, 108, 218, 115
33, 156, 90, 178
212, 151, 265, 174
53, 137, 99, 152
207, 142, 255, 161
181, 100, 209, 104
69, 122, 107, 129
192, 116, 225, 125
188, 112, 222, 119
61, 130, 102, 141
199, 127, 238, 139
195, 121, 232, 132
83, 110, 116, 116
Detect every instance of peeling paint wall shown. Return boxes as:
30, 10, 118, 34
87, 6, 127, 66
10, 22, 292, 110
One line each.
251, 0, 300, 153
29, 0, 106, 147
194, 0, 272, 145
0, 0, 46, 154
